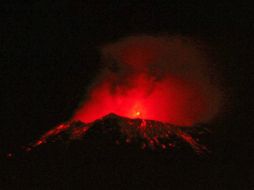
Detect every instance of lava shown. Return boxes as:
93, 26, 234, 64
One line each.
135, 111, 141, 117
30, 35, 221, 154
32, 114, 208, 154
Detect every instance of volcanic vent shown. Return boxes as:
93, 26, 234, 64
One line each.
30, 35, 220, 154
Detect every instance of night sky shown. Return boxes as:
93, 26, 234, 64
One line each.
1, 1, 253, 189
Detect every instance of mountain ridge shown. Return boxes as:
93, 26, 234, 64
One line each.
31, 113, 209, 154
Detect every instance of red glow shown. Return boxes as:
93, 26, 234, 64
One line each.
72, 38, 212, 126
135, 111, 141, 117
72, 74, 207, 126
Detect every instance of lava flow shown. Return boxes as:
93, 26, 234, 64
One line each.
31, 35, 221, 154
32, 114, 208, 154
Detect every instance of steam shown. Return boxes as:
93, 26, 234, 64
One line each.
73, 35, 222, 126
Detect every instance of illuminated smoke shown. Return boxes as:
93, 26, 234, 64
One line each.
73, 35, 222, 126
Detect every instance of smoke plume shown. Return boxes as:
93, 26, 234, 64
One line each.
72, 35, 222, 126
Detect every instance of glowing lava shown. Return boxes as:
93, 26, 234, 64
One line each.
32, 114, 208, 154
135, 111, 141, 117
29, 35, 221, 154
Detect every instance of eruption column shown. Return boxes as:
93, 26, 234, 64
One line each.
72, 36, 221, 126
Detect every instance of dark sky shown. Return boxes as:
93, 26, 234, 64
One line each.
1, 1, 253, 178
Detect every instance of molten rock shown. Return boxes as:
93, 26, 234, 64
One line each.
32, 113, 208, 154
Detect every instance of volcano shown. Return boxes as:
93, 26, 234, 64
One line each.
4, 114, 212, 189
30, 113, 208, 154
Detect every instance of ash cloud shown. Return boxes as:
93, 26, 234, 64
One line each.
74, 35, 222, 126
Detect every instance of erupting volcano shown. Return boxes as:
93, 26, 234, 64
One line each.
32, 35, 221, 153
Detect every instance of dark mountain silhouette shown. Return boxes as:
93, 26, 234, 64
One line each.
2, 114, 215, 189
31, 113, 208, 154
